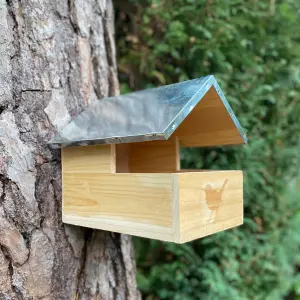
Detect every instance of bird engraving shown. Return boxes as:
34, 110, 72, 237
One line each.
202, 179, 229, 223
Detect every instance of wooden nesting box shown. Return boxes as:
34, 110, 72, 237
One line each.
50, 75, 247, 243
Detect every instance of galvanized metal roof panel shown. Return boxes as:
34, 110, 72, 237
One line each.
49, 75, 247, 147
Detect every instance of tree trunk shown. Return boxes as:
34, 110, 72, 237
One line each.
0, 0, 140, 299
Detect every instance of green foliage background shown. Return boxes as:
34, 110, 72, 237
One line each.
115, 1, 300, 299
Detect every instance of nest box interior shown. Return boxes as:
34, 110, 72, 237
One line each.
51, 75, 247, 243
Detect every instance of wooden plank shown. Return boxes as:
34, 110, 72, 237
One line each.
62, 173, 176, 241
171, 174, 180, 242
115, 144, 130, 173
177, 171, 243, 243
175, 137, 180, 171
61, 144, 116, 174
129, 137, 179, 173
174, 87, 245, 147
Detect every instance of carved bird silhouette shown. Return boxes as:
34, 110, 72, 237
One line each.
202, 179, 228, 222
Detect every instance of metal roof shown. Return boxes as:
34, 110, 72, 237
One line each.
49, 75, 247, 147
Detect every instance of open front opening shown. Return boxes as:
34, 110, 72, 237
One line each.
115, 138, 180, 173
115, 141, 232, 174
62, 139, 229, 175
115, 138, 210, 173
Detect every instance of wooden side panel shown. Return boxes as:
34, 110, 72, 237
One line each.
62, 144, 116, 174
174, 87, 245, 147
178, 171, 243, 243
129, 137, 180, 173
63, 173, 176, 241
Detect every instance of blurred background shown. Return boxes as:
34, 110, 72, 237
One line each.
114, 1, 300, 299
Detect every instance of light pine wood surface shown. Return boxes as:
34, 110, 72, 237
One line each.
62, 144, 116, 174
175, 87, 245, 147
62, 169, 243, 243
128, 138, 180, 173
63, 173, 176, 241
178, 171, 243, 243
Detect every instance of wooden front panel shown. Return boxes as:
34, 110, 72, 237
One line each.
63, 173, 176, 241
175, 87, 245, 147
62, 144, 116, 174
178, 171, 243, 243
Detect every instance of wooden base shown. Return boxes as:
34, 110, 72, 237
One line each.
62, 170, 243, 243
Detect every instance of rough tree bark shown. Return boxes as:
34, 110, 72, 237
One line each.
0, 0, 140, 299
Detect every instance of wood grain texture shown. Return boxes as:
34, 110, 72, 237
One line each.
129, 138, 179, 173
175, 87, 245, 147
62, 169, 243, 243
177, 171, 243, 243
63, 173, 176, 241
62, 144, 116, 174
